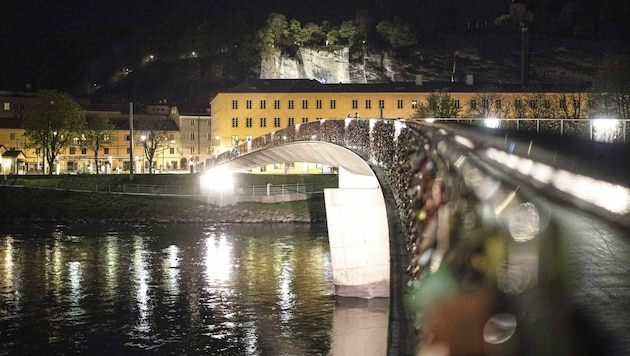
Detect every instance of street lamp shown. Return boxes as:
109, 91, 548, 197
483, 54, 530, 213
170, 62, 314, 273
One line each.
140, 134, 146, 173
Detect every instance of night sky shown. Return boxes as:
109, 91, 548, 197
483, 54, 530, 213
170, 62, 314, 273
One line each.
1, 0, 627, 92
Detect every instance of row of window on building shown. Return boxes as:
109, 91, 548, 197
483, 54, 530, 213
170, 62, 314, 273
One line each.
231, 98, 581, 111
231, 117, 317, 128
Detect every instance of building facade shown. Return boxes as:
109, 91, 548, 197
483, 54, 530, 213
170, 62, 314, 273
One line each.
0, 92, 211, 175
209, 79, 591, 156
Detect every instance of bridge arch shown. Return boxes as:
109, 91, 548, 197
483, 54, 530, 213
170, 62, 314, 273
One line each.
201, 141, 391, 298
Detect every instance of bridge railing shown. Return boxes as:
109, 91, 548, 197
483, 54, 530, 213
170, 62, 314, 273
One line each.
204, 117, 627, 354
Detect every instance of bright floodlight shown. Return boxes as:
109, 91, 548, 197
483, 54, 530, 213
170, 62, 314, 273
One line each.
484, 118, 501, 129
592, 117, 620, 142
200, 167, 234, 194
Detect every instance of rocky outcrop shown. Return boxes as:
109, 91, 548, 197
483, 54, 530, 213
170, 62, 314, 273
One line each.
261, 47, 350, 83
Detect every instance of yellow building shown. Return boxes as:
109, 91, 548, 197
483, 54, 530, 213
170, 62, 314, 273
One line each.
0, 92, 212, 175
210, 79, 591, 159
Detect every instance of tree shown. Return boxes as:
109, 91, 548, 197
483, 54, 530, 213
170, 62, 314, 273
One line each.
465, 91, 511, 118
23, 90, 86, 175
376, 17, 418, 48
588, 60, 630, 119
82, 114, 116, 174
136, 116, 173, 174
413, 90, 460, 119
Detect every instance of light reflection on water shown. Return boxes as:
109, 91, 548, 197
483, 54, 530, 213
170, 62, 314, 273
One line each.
0, 223, 389, 355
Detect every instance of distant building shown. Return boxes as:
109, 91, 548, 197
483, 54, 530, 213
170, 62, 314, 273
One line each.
0, 91, 211, 174
210, 78, 590, 157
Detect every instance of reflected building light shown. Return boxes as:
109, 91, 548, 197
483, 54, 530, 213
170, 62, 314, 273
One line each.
133, 236, 151, 333
275, 243, 295, 324
2, 236, 17, 308
68, 261, 83, 309
164, 245, 180, 298
205, 234, 231, 283
105, 235, 119, 299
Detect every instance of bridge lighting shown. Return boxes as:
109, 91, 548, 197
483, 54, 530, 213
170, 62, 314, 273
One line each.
425, 118, 435, 123
311, 135, 317, 140
591, 117, 620, 142
200, 167, 234, 194
484, 117, 501, 129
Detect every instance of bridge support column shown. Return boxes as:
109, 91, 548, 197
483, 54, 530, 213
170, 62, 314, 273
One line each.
324, 182, 390, 298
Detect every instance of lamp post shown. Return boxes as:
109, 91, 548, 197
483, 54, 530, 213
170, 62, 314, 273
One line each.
140, 134, 146, 173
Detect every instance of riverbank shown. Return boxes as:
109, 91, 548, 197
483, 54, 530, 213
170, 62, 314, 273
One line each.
0, 174, 329, 225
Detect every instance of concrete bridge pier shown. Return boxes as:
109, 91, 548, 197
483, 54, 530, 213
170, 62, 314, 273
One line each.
324, 166, 390, 298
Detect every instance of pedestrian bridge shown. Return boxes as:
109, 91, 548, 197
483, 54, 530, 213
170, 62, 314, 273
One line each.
201, 118, 630, 355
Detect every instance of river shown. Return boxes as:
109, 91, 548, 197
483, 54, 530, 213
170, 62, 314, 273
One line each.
0, 223, 389, 355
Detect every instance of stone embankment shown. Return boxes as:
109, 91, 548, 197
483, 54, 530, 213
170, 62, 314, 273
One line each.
0, 186, 326, 226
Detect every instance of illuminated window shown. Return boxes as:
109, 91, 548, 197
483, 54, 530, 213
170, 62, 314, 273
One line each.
412, 100, 418, 109
231, 135, 239, 145
3, 103, 9, 110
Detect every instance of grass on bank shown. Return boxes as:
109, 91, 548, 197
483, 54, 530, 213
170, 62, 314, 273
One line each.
0, 173, 334, 223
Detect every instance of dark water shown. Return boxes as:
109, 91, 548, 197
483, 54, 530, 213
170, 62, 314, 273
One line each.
0, 223, 388, 355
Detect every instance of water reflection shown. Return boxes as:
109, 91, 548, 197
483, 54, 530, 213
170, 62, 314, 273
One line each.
0, 224, 388, 355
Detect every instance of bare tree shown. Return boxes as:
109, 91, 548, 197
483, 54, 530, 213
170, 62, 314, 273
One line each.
136, 116, 174, 174
465, 91, 511, 118
82, 114, 116, 174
